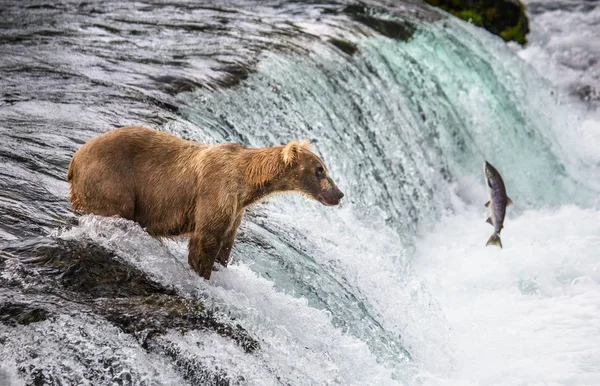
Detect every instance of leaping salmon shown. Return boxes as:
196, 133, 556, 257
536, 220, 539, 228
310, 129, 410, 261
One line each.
484, 161, 512, 248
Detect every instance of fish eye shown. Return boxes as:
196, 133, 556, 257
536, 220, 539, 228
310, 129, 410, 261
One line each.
315, 166, 325, 178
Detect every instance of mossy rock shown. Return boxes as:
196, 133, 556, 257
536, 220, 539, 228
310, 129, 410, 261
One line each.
450, 9, 483, 27
424, 0, 529, 45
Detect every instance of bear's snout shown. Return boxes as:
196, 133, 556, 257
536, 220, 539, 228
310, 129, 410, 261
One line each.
317, 179, 344, 206
321, 190, 343, 206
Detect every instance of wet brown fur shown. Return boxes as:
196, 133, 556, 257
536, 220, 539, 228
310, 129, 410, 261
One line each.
68, 126, 343, 280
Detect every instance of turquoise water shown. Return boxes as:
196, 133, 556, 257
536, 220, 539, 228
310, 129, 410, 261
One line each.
162, 16, 598, 383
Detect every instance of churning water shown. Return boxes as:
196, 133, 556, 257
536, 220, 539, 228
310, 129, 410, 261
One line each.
0, 0, 599, 385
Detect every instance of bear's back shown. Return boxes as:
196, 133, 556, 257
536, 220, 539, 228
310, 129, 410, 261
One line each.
69, 126, 212, 236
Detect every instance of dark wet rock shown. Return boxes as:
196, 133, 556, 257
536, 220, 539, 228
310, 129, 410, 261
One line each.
153, 75, 205, 95
146, 339, 239, 386
6, 237, 174, 298
343, 5, 416, 41
572, 84, 600, 103
214, 63, 254, 89
0, 234, 260, 384
0, 302, 50, 326
328, 38, 359, 55
24, 4, 58, 9
96, 295, 259, 353
424, 0, 529, 44
152, 65, 254, 95
2, 237, 259, 354
236, 230, 277, 252
0, 287, 258, 386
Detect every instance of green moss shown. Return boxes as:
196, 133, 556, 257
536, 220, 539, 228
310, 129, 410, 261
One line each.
450, 9, 483, 26
423, 0, 529, 45
499, 6, 528, 44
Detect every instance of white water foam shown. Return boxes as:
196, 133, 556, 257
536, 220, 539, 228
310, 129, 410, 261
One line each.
413, 204, 600, 385
518, 0, 600, 170
0, 313, 187, 385
59, 214, 406, 384
519, 1, 600, 100
0, 362, 25, 386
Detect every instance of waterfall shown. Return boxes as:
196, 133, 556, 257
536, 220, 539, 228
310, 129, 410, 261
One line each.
1, 1, 599, 385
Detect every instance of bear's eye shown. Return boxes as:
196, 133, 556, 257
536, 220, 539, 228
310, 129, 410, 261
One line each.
315, 166, 325, 179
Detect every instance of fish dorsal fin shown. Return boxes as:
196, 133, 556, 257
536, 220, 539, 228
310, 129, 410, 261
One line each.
507, 197, 513, 206
486, 217, 493, 226
485, 201, 490, 207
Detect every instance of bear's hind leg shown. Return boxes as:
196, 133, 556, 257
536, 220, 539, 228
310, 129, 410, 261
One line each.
80, 172, 135, 219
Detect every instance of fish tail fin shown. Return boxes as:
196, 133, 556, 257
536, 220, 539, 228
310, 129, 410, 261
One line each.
486, 233, 502, 248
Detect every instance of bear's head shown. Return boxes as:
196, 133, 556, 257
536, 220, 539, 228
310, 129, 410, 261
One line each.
279, 140, 344, 206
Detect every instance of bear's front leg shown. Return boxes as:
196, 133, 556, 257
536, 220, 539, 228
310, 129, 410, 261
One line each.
188, 204, 237, 280
216, 210, 244, 267
188, 233, 223, 280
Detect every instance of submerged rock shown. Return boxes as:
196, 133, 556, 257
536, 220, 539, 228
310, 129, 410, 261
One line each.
96, 295, 259, 353
29, 238, 175, 298
328, 38, 360, 55
343, 5, 416, 41
0, 301, 49, 327
0, 236, 259, 384
2, 237, 258, 349
572, 84, 600, 104
424, 0, 530, 44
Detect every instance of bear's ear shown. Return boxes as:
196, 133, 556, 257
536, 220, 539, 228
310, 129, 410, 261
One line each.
299, 139, 311, 151
282, 141, 300, 166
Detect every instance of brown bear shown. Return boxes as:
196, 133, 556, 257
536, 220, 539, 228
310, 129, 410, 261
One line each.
67, 126, 344, 280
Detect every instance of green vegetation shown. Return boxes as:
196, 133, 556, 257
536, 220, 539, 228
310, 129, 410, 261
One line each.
424, 0, 529, 45
451, 9, 483, 26
499, 4, 529, 45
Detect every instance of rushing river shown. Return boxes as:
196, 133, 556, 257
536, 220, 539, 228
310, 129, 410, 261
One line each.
1, 0, 599, 385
